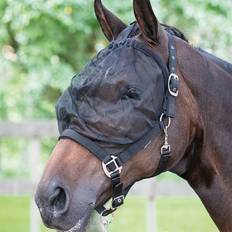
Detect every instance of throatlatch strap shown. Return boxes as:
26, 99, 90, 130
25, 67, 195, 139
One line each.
154, 33, 179, 175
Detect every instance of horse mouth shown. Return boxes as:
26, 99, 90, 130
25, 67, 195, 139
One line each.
61, 205, 93, 232
63, 220, 86, 232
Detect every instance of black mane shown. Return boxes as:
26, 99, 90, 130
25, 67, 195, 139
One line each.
161, 24, 188, 42
161, 24, 231, 73
127, 22, 188, 43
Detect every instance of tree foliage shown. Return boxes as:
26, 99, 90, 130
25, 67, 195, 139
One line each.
0, 0, 231, 120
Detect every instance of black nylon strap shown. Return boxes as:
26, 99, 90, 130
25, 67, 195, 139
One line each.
95, 171, 124, 216
59, 129, 108, 161
118, 123, 161, 163
168, 33, 177, 73
153, 153, 171, 176
111, 176, 124, 208
60, 122, 161, 165
165, 33, 179, 118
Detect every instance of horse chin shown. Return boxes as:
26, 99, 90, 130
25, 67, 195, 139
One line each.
60, 208, 93, 232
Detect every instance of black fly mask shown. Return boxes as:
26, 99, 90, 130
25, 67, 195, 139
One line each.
56, 24, 179, 216
57, 37, 166, 154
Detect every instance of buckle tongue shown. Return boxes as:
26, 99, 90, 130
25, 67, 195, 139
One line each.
102, 155, 122, 178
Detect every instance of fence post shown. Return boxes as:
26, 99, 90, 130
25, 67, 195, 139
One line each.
29, 138, 41, 232
147, 179, 157, 232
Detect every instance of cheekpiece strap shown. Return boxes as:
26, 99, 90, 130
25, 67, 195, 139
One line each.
154, 33, 180, 176
165, 33, 180, 118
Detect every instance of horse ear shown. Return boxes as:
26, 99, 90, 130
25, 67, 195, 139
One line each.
94, 0, 127, 41
133, 0, 159, 44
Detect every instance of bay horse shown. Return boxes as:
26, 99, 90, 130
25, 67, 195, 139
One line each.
35, 0, 232, 231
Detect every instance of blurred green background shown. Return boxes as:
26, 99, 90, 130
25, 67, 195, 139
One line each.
1, 0, 231, 123
0, 196, 218, 232
0, 0, 231, 231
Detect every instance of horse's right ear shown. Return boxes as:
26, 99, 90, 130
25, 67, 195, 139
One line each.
133, 0, 160, 44
94, 0, 127, 41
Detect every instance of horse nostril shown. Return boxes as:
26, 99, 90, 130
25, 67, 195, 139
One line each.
48, 187, 69, 215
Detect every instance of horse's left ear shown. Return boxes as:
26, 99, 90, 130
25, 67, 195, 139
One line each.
94, 0, 127, 41
133, 0, 160, 44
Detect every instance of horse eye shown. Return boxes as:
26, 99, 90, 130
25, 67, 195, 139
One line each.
122, 87, 140, 100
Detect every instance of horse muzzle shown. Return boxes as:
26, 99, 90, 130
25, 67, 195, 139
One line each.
35, 177, 95, 231
34, 178, 70, 228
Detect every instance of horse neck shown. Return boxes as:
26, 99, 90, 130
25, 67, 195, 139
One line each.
175, 39, 232, 231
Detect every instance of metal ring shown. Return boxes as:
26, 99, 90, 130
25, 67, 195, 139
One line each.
160, 113, 171, 129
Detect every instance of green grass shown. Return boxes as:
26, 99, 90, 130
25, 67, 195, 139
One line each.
0, 196, 29, 232
0, 196, 218, 232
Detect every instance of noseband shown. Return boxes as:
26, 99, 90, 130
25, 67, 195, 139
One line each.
59, 33, 179, 217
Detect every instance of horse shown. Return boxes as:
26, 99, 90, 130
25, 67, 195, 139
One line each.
35, 0, 232, 231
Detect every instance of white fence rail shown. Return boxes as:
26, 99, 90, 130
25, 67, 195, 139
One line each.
0, 179, 195, 196
0, 121, 58, 137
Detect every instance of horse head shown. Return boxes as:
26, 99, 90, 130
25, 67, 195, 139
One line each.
35, 0, 199, 231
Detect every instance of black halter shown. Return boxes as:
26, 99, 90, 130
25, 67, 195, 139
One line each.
59, 33, 179, 217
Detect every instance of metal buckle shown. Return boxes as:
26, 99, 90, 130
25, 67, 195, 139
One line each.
102, 156, 122, 178
160, 113, 172, 156
101, 207, 117, 217
100, 195, 124, 217
168, 73, 179, 97
161, 144, 171, 156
